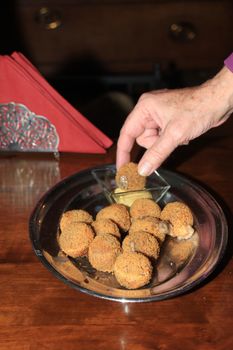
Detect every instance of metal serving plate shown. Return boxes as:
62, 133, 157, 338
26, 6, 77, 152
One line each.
29, 165, 228, 302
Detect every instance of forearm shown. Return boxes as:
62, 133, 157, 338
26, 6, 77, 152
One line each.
212, 66, 233, 102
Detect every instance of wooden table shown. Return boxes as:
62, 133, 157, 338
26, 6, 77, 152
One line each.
1, 118, 233, 350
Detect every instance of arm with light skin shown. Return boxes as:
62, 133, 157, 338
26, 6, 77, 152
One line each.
116, 55, 233, 176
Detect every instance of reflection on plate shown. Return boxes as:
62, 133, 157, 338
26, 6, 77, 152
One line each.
29, 165, 228, 302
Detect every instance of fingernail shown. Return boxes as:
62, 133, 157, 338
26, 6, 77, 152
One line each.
138, 162, 153, 176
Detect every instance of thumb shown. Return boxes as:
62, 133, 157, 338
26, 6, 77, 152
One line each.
138, 127, 180, 175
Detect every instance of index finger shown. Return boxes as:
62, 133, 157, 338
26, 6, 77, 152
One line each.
116, 129, 136, 169
116, 106, 148, 168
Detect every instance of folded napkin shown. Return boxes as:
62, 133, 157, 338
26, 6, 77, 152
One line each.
0, 52, 113, 153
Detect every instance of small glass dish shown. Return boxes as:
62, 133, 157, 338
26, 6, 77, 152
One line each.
91, 165, 171, 206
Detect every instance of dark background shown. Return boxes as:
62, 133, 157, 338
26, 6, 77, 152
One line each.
2, 0, 233, 139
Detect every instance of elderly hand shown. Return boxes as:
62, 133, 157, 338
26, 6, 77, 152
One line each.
116, 66, 233, 176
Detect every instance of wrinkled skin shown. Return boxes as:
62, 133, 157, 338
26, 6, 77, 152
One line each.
117, 66, 233, 176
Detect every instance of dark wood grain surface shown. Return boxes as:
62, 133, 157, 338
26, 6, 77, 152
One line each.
1, 118, 233, 350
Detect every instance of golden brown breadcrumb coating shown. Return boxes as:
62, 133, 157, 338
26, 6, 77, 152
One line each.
96, 203, 131, 232
122, 230, 160, 259
114, 252, 152, 289
115, 162, 146, 191
88, 233, 121, 272
160, 201, 193, 226
130, 198, 161, 219
60, 209, 93, 232
167, 238, 197, 263
160, 201, 194, 239
129, 216, 168, 244
92, 219, 121, 238
57, 194, 196, 289
59, 222, 94, 258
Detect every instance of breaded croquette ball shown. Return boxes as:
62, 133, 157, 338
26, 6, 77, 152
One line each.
160, 201, 193, 226
130, 198, 161, 219
114, 252, 152, 289
59, 222, 94, 258
88, 233, 121, 272
96, 203, 131, 232
115, 162, 146, 191
167, 238, 197, 263
160, 201, 194, 240
122, 230, 160, 259
92, 219, 121, 238
60, 209, 93, 232
129, 217, 168, 244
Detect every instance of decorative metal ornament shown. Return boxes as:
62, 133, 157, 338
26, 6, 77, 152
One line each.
0, 102, 59, 152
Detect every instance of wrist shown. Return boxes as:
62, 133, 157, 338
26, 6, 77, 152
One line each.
208, 64, 233, 117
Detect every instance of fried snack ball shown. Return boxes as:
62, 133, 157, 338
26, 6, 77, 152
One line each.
167, 238, 197, 264
60, 209, 93, 232
59, 222, 94, 258
88, 233, 121, 273
114, 252, 152, 289
96, 203, 131, 232
160, 201, 193, 225
130, 198, 161, 219
160, 201, 194, 240
122, 230, 160, 259
129, 216, 168, 244
115, 162, 146, 191
92, 219, 121, 238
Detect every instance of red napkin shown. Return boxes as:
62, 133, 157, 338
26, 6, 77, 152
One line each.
0, 52, 113, 153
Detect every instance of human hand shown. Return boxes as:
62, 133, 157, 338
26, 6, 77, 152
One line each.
116, 67, 233, 176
